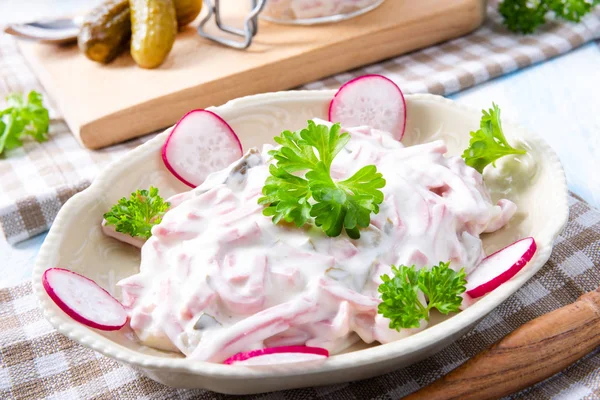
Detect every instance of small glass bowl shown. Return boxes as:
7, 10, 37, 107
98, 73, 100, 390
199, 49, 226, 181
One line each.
260, 0, 385, 25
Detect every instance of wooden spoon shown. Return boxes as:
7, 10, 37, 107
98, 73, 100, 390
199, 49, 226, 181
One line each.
404, 288, 600, 400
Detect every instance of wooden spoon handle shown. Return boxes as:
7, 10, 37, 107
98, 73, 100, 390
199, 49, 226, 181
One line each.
404, 289, 600, 400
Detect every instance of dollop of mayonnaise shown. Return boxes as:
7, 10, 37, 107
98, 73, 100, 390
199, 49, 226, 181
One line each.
118, 119, 516, 362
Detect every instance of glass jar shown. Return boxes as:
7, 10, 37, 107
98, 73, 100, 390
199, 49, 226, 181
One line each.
260, 0, 385, 25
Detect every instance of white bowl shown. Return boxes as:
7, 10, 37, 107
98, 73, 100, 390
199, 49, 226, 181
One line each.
33, 91, 568, 394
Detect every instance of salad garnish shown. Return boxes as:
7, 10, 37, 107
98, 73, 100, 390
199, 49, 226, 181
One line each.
103, 186, 170, 239
461, 103, 526, 174
0, 91, 50, 155
378, 262, 467, 330
500, 0, 599, 34
43, 268, 127, 331
258, 120, 386, 239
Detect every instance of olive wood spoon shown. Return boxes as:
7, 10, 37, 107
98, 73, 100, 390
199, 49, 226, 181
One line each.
405, 288, 600, 400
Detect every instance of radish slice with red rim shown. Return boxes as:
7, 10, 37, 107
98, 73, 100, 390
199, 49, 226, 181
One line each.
42, 268, 127, 331
162, 109, 243, 188
328, 74, 407, 140
223, 346, 329, 366
466, 237, 537, 298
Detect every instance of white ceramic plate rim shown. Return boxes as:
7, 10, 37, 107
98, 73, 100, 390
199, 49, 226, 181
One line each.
33, 91, 569, 379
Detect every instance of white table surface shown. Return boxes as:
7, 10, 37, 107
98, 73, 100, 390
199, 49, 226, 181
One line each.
1, 4, 599, 290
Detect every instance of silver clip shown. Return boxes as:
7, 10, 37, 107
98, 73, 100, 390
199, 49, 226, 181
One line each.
197, 0, 267, 49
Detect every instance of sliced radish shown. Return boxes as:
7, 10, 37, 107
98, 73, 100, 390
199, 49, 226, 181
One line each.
223, 346, 329, 366
466, 237, 537, 298
162, 109, 243, 188
328, 74, 407, 140
42, 268, 127, 331
101, 219, 145, 248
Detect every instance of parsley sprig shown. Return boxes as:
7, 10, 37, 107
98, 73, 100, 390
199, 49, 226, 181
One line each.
103, 187, 170, 239
0, 91, 50, 155
378, 262, 466, 330
258, 120, 386, 239
461, 103, 526, 174
499, 0, 600, 34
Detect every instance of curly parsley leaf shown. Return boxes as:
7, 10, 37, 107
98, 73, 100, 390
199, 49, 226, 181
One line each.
103, 187, 170, 239
0, 91, 50, 155
417, 261, 467, 315
378, 265, 427, 330
551, 0, 599, 20
499, 0, 600, 34
461, 103, 526, 174
378, 262, 467, 331
258, 120, 385, 239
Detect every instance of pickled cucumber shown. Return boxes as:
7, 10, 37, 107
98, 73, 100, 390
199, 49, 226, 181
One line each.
174, 0, 202, 27
130, 0, 178, 69
78, 0, 131, 64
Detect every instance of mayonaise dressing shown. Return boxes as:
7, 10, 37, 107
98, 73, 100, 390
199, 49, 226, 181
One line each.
118, 119, 516, 362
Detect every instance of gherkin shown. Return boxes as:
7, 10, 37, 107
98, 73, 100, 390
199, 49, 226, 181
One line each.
77, 0, 131, 64
173, 0, 202, 27
130, 0, 178, 69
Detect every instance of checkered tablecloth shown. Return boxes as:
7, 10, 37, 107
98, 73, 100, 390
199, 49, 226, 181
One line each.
1, 193, 599, 399
1, 1, 600, 398
1, 1, 600, 244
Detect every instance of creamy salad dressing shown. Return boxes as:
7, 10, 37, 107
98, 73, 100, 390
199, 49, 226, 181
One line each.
118, 119, 516, 362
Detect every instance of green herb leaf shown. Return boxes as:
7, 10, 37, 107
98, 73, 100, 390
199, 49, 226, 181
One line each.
259, 164, 312, 227
417, 261, 467, 315
378, 265, 428, 330
550, 0, 599, 21
378, 262, 467, 331
103, 187, 170, 239
258, 120, 386, 238
0, 91, 50, 155
499, 0, 600, 34
461, 103, 526, 174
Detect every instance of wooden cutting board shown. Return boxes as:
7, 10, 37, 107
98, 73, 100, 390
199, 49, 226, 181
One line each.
18, 0, 486, 149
